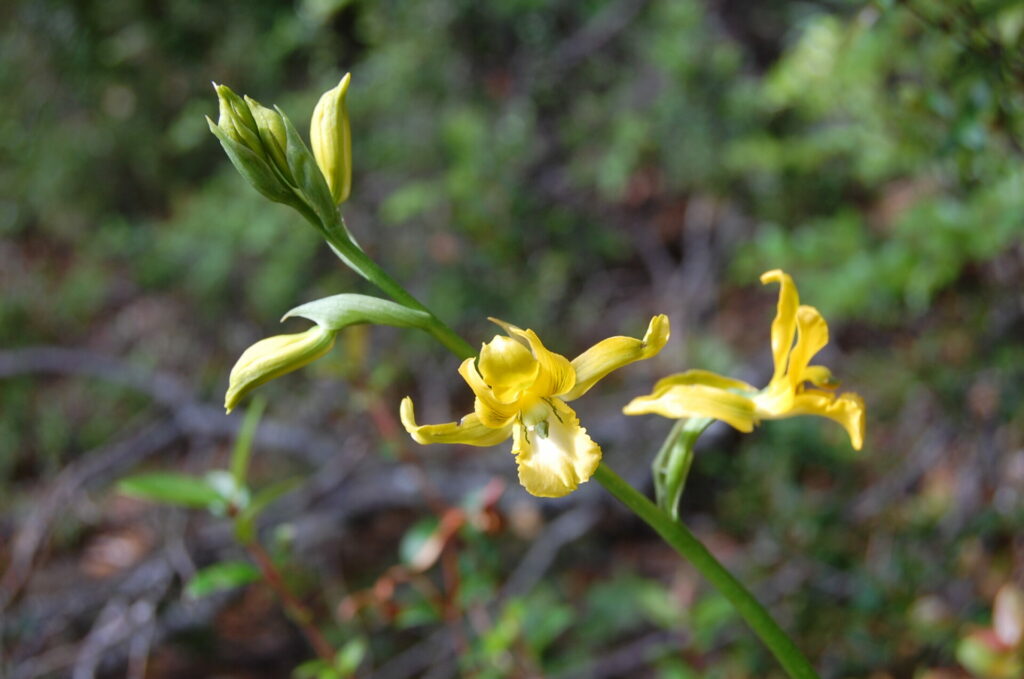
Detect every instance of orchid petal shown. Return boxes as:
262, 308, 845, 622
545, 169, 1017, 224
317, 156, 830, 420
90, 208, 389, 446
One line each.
785, 391, 866, 450
506, 326, 576, 397
477, 335, 540, 403
400, 397, 513, 446
458, 358, 520, 427
787, 305, 829, 388
562, 314, 670, 402
761, 270, 799, 384
652, 369, 757, 396
623, 383, 757, 432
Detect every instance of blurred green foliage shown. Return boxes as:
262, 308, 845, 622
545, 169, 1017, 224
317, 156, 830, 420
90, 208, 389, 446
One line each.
4, 0, 1024, 676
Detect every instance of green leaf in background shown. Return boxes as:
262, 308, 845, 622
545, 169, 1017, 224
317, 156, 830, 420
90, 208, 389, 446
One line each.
292, 659, 341, 679
117, 472, 222, 509
333, 637, 368, 675
185, 560, 261, 599
283, 293, 432, 332
398, 516, 441, 568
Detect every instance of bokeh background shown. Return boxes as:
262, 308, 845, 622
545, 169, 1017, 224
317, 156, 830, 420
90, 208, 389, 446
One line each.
3, 0, 1024, 677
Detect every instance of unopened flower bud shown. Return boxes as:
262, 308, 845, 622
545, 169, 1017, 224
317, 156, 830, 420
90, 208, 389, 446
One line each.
214, 83, 262, 153
225, 325, 336, 413
310, 73, 352, 204
244, 95, 292, 183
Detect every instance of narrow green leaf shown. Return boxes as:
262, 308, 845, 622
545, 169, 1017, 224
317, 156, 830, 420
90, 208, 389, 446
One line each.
118, 472, 222, 509
185, 560, 260, 598
283, 293, 432, 332
231, 395, 267, 485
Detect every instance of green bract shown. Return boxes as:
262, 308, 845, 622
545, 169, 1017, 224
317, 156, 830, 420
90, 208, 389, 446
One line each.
283, 293, 431, 331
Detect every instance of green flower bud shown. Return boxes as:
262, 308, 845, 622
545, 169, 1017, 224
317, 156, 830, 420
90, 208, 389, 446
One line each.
225, 325, 336, 413
214, 83, 263, 154
245, 95, 292, 183
310, 73, 352, 205
207, 116, 296, 207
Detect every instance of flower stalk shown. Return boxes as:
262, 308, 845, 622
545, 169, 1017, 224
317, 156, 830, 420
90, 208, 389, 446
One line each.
317, 220, 477, 361
592, 462, 821, 679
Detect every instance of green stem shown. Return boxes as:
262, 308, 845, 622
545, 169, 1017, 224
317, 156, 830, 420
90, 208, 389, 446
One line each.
321, 223, 476, 360
592, 462, 820, 679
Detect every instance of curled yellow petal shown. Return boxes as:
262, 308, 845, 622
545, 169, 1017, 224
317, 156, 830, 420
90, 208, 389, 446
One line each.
512, 400, 601, 497
478, 335, 540, 403
785, 391, 866, 450
399, 397, 513, 447
562, 314, 670, 402
623, 384, 757, 433
787, 305, 829, 387
761, 269, 798, 384
457, 358, 520, 427
225, 325, 336, 413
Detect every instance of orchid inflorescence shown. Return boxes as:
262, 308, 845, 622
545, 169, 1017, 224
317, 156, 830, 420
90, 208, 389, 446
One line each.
210, 73, 866, 678
214, 75, 866, 501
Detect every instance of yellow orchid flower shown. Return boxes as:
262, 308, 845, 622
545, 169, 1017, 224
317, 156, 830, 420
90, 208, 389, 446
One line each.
401, 315, 670, 497
624, 270, 865, 449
